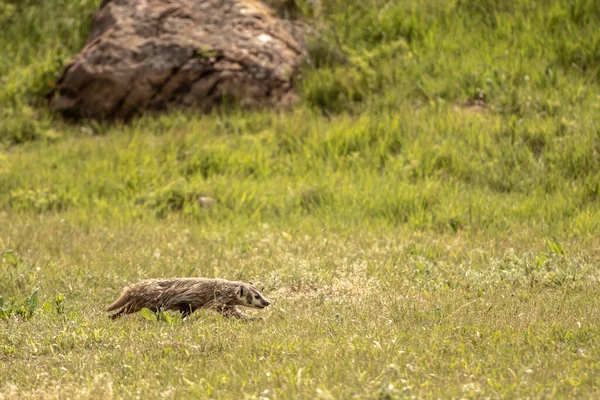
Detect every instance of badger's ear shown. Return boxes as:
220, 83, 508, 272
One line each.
238, 285, 245, 298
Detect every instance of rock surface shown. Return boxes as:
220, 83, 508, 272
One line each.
49, 0, 306, 120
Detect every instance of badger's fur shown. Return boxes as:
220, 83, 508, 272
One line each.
107, 278, 270, 320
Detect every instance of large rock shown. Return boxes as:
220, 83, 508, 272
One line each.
49, 0, 307, 120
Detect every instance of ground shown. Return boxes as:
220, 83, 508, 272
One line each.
1, 0, 600, 398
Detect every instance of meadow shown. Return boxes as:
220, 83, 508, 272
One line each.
1, 0, 600, 398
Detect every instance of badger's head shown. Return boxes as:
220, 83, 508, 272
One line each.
237, 282, 270, 309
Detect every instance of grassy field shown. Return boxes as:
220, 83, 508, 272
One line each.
1, 0, 600, 398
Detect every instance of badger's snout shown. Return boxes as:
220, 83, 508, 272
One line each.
255, 298, 270, 309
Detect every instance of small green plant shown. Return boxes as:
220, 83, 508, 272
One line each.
54, 293, 65, 314
140, 307, 174, 324
547, 238, 566, 256
0, 289, 39, 320
140, 307, 157, 321
156, 307, 174, 324
3, 250, 19, 265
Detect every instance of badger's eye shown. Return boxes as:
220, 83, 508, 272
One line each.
254, 295, 260, 299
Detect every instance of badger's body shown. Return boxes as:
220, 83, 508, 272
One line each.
107, 278, 270, 319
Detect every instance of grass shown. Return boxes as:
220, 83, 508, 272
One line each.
1, 0, 600, 398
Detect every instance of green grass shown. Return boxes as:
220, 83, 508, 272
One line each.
2, 0, 600, 398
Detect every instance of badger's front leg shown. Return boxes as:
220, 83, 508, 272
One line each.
179, 304, 197, 319
215, 305, 248, 320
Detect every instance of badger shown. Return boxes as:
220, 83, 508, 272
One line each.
106, 278, 270, 320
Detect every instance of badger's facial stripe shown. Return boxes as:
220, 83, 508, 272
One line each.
240, 286, 270, 308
